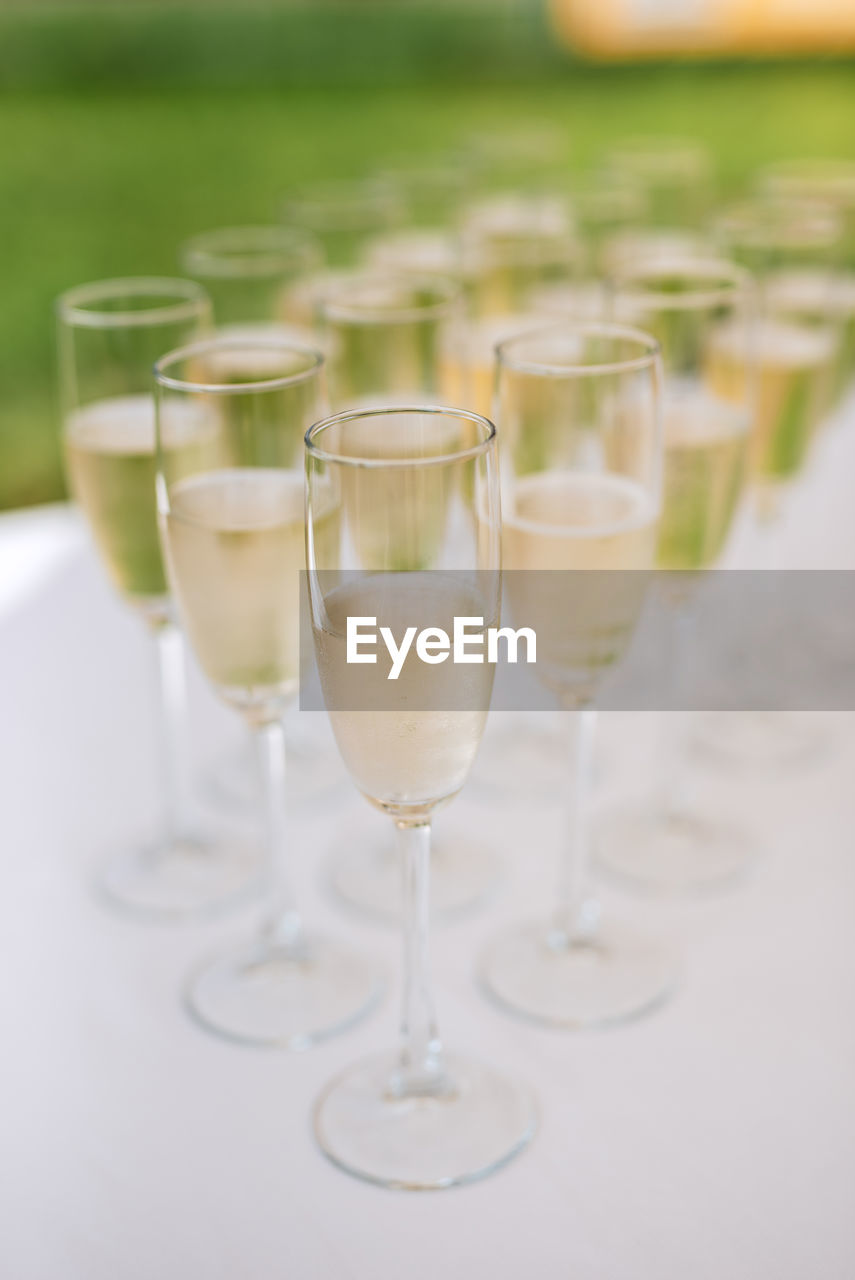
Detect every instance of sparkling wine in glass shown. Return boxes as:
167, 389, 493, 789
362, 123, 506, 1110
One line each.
155, 335, 383, 1046
596, 258, 756, 893
460, 193, 580, 319
321, 271, 462, 410
604, 136, 714, 230
479, 321, 677, 1028
306, 405, 535, 1189
57, 277, 263, 917
317, 272, 501, 919
711, 198, 843, 515
697, 198, 845, 768
179, 224, 338, 814
758, 158, 855, 269
282, 178, 403, 268
179, 224, 322, 329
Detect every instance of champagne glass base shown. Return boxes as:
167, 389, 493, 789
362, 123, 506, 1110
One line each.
100, 836, 265, 920
479, 920, 677, 1029
313, 1052, 536, 1190
327, 835, 499, 922
185, 936, 385, 1049
596, 806, 755, 894
692, 712, 834, 773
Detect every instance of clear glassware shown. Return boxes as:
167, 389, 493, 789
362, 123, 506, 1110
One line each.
282, 178, 403, 267
570, 171, 648, 275
460, 194, 581, 318
306, 404, 536, 1189
178, 225, 322, 327
317, 271, 499, 916
179, 226, 336, 814
439, 311, 555, 419
375, 158, 470, 228
604, 136, 714, 229
465, 124, 566, 192
700, 199, 845, 769
596, 258, 756, 893
757, 158, 855, 268
56, 277, 263, 917
321, 271, 462, 409
712, 198, 843, 519
154, 335, 383, 1046
478, 321, 677, 1028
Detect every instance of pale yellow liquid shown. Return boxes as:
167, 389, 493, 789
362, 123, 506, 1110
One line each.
164, 468, 333, 719
503, 471, 657, 702
314, 573, 496, 815
462, 196, 577, 317
658, 394, 748, 570
707, 318, 837, 480
65, 394, 217, 613
765, 270, 855, 404
191, 335, 322, 470
440, 314, 546, 419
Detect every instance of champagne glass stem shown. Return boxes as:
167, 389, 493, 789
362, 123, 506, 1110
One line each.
552, 707, 598, 945
151, 621, 193, 845
659, 595, 694, 820
391, 819, 446, 1096
254, 719, 304, 953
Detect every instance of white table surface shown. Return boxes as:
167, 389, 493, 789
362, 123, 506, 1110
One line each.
3, 406, 855, 1280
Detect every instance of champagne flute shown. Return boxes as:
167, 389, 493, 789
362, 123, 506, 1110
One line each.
711, 196, 842, 516
179, 225, 335, 811
282, 178, 403, 267
374, 159, 470, 229
318, 271, 500, 916
154, 335, 383, 1046
465, 124, 566, 192
696, 199, 844, 767
571, 171, 648, 275
758, 158, 855, 268
460, 194, 580, 319
596, 258, 755, 892
604, 136, 714, 230
321, 271, 462, 410
179, 225, 322, 327
306, 405, 535, 1189
479, 321, 677, 1027
57, 277, 262, 916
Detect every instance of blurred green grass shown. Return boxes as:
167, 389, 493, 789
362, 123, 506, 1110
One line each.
1, 15, 854, 507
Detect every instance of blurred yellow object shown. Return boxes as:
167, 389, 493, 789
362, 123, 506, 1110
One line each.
549, 0, 855, 58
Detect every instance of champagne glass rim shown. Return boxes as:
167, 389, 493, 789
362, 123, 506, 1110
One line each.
320, 272, 462, 324
610, 255, 753, 308
305, 404, 496, 469
154, 336, 324, 395
179, 225, 322, 278
56, 277, 210, 329
496, 320, 661, 378
715, 197, 843, 248
760, 156, 855, 194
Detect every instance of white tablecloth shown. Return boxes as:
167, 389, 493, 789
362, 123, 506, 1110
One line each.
3, 408, 855, 1280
